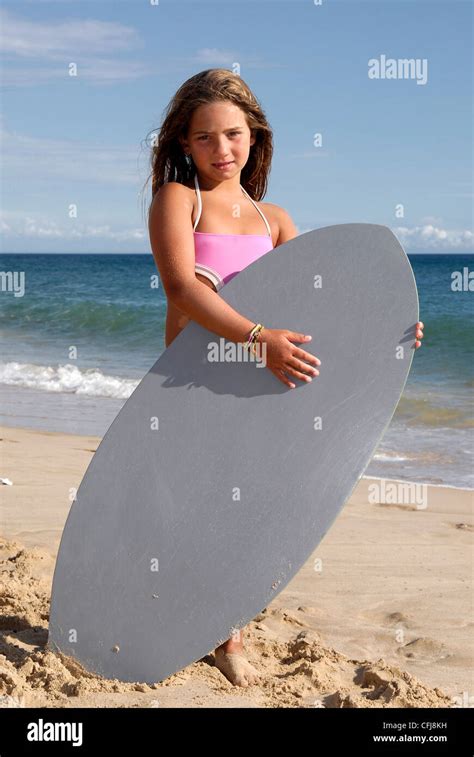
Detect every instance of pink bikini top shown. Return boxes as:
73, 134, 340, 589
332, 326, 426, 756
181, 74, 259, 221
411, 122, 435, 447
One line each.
193, 173, 274, 291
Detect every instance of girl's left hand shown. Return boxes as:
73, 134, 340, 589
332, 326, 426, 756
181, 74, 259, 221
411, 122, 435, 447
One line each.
415, 321, 424, 349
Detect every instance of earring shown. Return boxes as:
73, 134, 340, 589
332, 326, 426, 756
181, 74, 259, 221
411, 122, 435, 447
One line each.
184, 152, 192, 167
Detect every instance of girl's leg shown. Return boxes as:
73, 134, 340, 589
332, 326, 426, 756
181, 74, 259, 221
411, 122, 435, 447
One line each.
213, 629, 259, 687
215, 629, 244, 655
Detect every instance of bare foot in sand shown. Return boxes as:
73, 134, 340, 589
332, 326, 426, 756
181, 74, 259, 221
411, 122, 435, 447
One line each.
214, 631, 259, 687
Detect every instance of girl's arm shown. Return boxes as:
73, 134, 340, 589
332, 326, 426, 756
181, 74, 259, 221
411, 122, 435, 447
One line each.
273, 206, 298, 247
149, 182, 261, 344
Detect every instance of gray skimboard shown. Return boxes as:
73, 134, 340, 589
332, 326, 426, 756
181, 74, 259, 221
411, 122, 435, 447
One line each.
48, 224, 419, 683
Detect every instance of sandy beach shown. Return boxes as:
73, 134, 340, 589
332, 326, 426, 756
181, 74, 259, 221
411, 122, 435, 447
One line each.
0, 424, 472, 709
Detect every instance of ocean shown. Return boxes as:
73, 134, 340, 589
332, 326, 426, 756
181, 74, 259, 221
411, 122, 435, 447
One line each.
1, 252, 473, 489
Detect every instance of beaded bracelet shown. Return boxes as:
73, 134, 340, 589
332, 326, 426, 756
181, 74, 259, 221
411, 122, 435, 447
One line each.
244, 323, 264, 352
248, 323, 263, 348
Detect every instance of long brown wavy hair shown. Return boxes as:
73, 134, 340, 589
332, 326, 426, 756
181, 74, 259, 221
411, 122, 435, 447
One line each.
140, 69, 273, 225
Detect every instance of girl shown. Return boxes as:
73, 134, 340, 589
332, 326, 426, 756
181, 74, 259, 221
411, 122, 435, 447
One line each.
145, 69, 424, 687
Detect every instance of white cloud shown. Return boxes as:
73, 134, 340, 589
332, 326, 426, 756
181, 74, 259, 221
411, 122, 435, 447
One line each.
195, 48, 238, 64
1, 118, 147, 185
0, 8, 142, 58
1, 60, 152, 87
0, 117, 152, 249
0, 210, 146, 241
2, 210, 471, 250
0, 8, 151, 86
193, 47, 283, 70
393, 224, 473, 250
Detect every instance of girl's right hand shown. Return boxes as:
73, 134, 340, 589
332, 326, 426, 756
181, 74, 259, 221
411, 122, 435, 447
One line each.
257, 328, 321, 389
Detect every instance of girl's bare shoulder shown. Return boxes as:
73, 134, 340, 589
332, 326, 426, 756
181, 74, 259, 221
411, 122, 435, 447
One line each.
262, 202, 299, 247
150, 181, 194, 212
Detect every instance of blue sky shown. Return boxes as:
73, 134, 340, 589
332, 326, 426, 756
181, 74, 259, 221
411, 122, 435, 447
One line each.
1, 0, 472, 254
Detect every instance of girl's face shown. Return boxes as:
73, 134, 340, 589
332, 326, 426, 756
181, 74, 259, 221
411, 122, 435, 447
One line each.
180, 101, 255, 180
